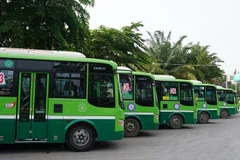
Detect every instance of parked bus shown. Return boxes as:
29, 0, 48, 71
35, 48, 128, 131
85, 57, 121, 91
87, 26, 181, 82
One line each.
118, 67, 159, 137
190, 80, 219, 123
233, 91, 240, 111
154, 75, 197, 129
216, 86, 237, 118
0, 48, 125, 151
225, 88, 238, 114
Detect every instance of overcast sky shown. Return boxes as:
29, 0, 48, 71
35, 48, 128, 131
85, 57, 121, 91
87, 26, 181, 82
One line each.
88, 0, 240, 75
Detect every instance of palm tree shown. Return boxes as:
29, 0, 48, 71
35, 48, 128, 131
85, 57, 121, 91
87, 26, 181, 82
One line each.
185, 43, 225, 83
146, 30, 187, 75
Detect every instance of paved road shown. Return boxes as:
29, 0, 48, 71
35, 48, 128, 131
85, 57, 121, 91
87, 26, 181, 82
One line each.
1, 114, 240, 160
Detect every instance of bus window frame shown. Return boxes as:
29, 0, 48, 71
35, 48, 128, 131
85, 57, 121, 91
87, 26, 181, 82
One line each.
135, 75, 154, 107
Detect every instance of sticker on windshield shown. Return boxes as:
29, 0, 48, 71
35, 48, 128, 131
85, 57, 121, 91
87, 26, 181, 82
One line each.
0, 72, 6, 85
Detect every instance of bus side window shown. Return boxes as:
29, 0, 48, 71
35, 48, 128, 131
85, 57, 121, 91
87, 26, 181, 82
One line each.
53, 62, 87, 98
53, 73, 86, 98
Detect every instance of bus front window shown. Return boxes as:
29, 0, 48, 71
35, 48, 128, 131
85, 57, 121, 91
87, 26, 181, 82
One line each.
135, 75, 154, 106
194, 86, 205, 101
88, 63, 115, 108
226, 91, 234, 104
180, 82, 193, 106
119, 74, 133, 100
206, 86, 217, 105
217, 90, 225, 101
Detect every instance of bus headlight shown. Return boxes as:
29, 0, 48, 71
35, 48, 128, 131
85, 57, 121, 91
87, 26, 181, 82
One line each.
118, 119, 124, 126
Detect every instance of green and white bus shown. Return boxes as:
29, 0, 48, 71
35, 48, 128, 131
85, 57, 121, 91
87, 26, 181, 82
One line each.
228, 89, 238, 114
118, 67, 159, 137
154, 75, 197, 129
191, 80, 220, 123
233, 91, 239, 111
216, 86, 237, 118
0, 48, 125, 151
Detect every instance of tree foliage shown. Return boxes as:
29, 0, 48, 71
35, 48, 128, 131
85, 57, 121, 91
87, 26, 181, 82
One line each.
184, 43, 225, 83
0, 0, 94, 51
146, 30, 225, 83
0, 1, 228, 84
86, 22, 152, 71
146, 30, 188, 75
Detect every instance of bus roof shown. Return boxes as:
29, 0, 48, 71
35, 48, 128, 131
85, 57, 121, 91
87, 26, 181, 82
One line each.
155, 77, 194, 83
116, 66, 133, 74
216, 85, 224, 90
0, 47, 118, 66
0, 47, 86, 58
223, 88, 235, 92
132, 71, 155, 79
189, 80, 202, 84
153, 74, 176, 80
216, 86, 234, 92
117, 66, 132, 71
118, 69, 155, 79
202, 83, 217, 87
193, 83, 217, 88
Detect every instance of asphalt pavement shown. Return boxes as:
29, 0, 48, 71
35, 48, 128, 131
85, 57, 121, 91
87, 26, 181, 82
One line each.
1, 113, 240, 160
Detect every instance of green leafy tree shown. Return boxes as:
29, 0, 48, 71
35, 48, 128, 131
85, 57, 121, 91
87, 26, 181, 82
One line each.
0, 0, 94, 51
146, 30, 187, 75
146, 30, 225, 82
185, 43, 225, 83
86, 22, 152, 70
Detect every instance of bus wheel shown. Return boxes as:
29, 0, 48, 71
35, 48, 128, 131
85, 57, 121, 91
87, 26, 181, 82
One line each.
220, 109, 229, 118
66, 125, 96, 151
198, 112, 209, 124
124, 118, 140, 137
169, 115, 183, 129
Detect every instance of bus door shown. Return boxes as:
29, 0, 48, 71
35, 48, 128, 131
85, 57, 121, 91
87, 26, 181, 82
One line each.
16, 72, 49, 140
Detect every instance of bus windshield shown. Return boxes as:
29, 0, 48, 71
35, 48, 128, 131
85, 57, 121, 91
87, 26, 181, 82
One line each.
206, 86, 217, 105
180, 82, 194, 106
226, 90, 235, 104
217, 90, 225, 101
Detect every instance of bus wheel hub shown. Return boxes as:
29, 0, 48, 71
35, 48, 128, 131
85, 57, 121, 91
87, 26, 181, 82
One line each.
73, 129, 90, 146
126, 123, 135, 132
173, 118, 180, 125
200, 115, 206, 121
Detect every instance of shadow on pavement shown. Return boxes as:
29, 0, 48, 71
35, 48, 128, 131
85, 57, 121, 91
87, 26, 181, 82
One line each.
0, 143, 67, 154
0, 140, 121, 153
158, 125, 194, 130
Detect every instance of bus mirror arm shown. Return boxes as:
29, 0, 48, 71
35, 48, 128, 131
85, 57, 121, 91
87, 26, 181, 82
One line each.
120, 101, 125, 110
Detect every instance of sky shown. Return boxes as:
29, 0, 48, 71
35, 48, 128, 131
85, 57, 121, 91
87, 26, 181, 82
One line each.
88, 0, 240, 75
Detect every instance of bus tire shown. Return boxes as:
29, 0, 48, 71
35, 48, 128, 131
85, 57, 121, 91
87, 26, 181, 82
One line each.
198, 112, 209, 124
169, 114, 183, 129
220, 109, 229, 118
66, 125, 96, 152
124, 118, 140, 137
